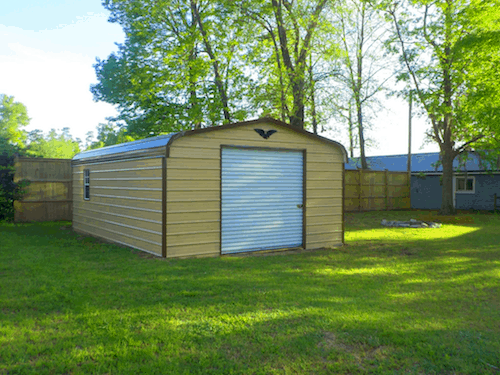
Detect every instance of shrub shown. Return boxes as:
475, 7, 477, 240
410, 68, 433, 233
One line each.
0, 140, 30, 221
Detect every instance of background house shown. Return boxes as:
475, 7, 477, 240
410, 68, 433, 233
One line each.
346, 152, 500, 211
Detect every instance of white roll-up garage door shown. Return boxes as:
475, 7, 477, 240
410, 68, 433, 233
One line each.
221, 147, 304, 254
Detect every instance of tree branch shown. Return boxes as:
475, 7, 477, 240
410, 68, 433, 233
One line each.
456, 135, 485, 154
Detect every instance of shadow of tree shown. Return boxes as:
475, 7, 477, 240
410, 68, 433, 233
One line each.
1, 216, 499, 374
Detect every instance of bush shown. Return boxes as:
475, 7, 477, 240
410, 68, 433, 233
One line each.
0, 141, 30, 222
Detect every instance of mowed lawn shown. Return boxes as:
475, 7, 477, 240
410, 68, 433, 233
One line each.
1, 211, 499, 374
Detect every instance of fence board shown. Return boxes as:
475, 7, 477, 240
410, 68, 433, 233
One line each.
14, 157, 72, 222
344, 170, 410, 212
14, 158, 410, 221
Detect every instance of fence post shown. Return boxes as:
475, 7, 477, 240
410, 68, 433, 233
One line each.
495, 193, 497, 212
358, 169, 362, 211
385, 170, 389, 210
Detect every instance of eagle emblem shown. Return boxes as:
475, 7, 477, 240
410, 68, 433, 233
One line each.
254, 129, 277, 139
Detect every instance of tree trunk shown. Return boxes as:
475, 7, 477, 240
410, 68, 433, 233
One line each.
270, 30, 287, 123
190, 0, 231, 123
440, 147, 456, 215
440, 13, 455, 215
348, 103, 354, 159
355, 2, 367, 169
309, 57, 318, 134
289, 75, 305, 129
356, 101, 368, 169
188, 36, 201, 129
271, 0, 327, 129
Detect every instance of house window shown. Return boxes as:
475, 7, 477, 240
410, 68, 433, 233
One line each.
84, 169, 90, 200
455, 176, 475, 194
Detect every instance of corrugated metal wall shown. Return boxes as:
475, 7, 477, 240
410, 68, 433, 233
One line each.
221, 147, 303, 254
72, 156, 164, 256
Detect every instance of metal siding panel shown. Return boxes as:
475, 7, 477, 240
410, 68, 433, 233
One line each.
221, 148, 303, 254
73, 157, 164, 256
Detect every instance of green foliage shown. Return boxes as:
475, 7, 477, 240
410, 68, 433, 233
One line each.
93, 0, 339, 133
26, 128, 81, 159
0, 95, 31, 221
387, 0, 500, 148
0, 143, 30, 221
92, 0, 253, 136
385, 0, 500, 213
1, 211, 499, 373
86, 123, 136, 150
0, 94, 30, 148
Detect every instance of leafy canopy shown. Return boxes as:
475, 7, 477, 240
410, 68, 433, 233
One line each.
0, 95, 30, 149
26, 128, 81, 159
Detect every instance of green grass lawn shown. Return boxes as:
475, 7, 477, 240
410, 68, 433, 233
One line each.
1, 211, 499, 374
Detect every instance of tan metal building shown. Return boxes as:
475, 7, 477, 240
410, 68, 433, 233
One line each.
72, 118, 347, 258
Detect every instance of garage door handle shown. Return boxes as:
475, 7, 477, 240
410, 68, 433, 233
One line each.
297, 204, 304, 208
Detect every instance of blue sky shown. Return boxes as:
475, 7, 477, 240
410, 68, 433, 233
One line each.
0, 0, 123, 144
0, 0, 438, 155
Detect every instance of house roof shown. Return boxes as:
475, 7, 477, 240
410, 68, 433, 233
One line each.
346, 152, 496, 173
73, 118, 347, 162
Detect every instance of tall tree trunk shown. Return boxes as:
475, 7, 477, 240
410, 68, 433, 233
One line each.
356, 3, 368, 169
440, 9, 455, 214
188, 6, 201, 129
440, 145, 456, 215
407, 90, 412, 173
188, 35, 201, 129
271, 0, 327, 129
309, 59, 318, 134
356, 101, 368, 169
290, 78, 305, 129
348, 102, 354, 159
190, 0, 231, 123
269, 28, 288, 122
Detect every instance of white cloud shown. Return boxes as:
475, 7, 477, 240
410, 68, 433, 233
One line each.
0, 14, 123, 142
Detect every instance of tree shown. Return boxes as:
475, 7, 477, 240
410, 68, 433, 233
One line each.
0, 142, 30, 221
87, 123, 136, 150
0, 95, 30, 220
92, 0, 251, 137
27, 128, 81, 159
331, 0, 391, 168
386, 0, 500, 214
239, 0, 329, 129
0, 95, 30, 148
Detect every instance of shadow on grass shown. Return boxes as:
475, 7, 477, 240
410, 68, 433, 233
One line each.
1, 216, 499, 374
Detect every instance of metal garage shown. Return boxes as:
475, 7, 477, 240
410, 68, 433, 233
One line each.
72, 118, 347, 258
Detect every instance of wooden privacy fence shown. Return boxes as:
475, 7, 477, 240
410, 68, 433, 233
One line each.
345, 170, 410, 212
12, 158, 410, 221
14, 157, 72, 222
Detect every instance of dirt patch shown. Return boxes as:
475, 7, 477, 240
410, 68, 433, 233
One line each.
318, 331, 391, 361
318, 332, 357, 353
